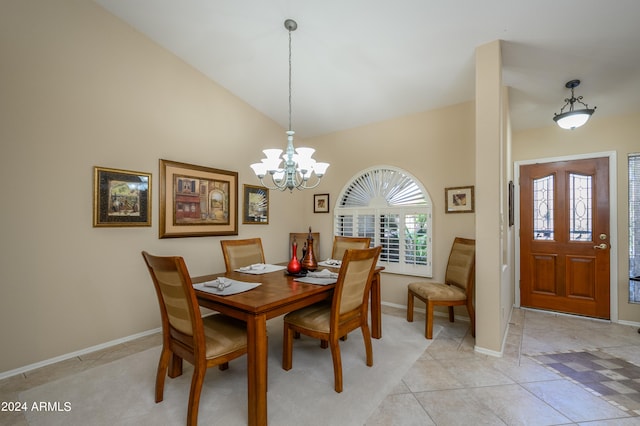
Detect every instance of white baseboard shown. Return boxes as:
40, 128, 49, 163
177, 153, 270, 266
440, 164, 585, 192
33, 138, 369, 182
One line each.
0, 327, 161, 381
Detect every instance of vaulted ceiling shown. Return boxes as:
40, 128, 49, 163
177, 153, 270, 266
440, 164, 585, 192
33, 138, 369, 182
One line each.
95, 0, 640, 137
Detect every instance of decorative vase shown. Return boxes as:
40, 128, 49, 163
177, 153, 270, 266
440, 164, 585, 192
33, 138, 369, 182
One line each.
287, 239, 302, 274
301, 226, 318, 271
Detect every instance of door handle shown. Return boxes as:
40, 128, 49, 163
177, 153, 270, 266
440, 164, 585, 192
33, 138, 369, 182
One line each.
594, 243, 608, 250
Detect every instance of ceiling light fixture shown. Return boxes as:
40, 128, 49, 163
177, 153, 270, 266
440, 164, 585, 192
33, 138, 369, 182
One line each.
553, 79, 596, 130
250, 19, 329, 192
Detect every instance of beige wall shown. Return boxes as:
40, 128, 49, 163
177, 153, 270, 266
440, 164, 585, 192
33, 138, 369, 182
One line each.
0, 0, 308, 373
513, 112, 640, 324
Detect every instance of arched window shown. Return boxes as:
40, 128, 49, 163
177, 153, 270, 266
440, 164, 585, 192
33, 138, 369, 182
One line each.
334, 166, 433, 277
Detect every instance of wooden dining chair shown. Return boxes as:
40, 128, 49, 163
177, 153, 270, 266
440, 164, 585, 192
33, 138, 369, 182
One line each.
141, 251, 247, 426
331, 236, 371, 260
406, 237, 476, 339
220, 238, 265, 273
282, 246, 382, 393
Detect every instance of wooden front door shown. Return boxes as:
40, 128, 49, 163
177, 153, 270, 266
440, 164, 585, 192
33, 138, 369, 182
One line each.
520, 157, 610, 319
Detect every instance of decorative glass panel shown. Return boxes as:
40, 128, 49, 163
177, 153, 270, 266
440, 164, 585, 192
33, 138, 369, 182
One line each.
569, 173, 593, 241
629, 154, 640, 303
533, 175, 554, 240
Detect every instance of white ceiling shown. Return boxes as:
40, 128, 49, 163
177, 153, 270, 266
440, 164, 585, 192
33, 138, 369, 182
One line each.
94, 0, 640, 138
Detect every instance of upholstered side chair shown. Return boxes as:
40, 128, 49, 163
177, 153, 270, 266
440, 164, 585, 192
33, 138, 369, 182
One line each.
282, 246, 382, 393
406, 237, 476, 339
220, 238, 265, 273
141, 251, 247, 426
331, 236, 371, 260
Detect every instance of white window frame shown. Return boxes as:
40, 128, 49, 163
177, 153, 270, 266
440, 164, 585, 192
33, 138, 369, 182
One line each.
334, 166, 433, 277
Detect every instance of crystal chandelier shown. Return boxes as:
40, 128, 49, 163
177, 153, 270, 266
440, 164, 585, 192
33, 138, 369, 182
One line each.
553, 79, 597, 130
250, 19, 329, 192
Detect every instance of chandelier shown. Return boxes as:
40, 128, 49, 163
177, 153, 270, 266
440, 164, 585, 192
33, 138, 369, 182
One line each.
553, 79, 596, 130
250, 19, 329, 192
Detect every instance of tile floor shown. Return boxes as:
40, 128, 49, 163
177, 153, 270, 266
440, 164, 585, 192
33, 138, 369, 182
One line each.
1, 307, 639, 426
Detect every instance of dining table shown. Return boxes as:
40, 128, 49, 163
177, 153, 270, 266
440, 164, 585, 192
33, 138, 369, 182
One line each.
192, 263, 384, 426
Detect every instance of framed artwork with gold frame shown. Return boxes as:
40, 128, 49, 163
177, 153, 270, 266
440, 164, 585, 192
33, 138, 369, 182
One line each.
159, 159, 238, 238
93, 166, 151, 227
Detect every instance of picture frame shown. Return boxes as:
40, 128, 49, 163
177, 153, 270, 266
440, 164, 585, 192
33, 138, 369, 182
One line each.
159, 159, 238, 238
93, 166, 151, 227
314, 193, 330, 213
445, 185, 475, 213
243, 184, 269, 224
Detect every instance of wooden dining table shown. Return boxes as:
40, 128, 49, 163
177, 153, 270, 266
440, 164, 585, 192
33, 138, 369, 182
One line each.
192, 264, 384, 426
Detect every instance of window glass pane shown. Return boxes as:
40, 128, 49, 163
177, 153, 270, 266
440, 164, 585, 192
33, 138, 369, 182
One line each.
629, 154, 640, 303
379, 214, 400, 264
569, 173, 593, 241
357, 214, 376, 245
404, 214, 428, 265
533, 175, 554, 240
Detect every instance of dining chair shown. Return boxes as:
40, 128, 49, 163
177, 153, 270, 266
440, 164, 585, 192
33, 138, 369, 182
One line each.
406, 237, 476, 339
282, 246, 382, 393
141, 251, 247, 426
331, 236, 371, 260
220, 238, 265, 273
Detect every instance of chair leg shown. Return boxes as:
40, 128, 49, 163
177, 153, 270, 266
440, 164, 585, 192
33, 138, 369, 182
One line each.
218, 362, 229, 371
407, 290, 414, 322
362, 323, 373, 367
320, 339, 328, 349
187, 364, 206, 426
467, 299, 476, 338
329, 337, 343, 393
448, 306, 455, 322
155, 347, 171, 402
426, 301, 434, 339
282, 323, 293, 371
168, 353, 183, 378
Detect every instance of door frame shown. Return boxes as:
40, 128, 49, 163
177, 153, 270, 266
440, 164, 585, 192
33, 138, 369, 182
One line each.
514, 151, 619, 321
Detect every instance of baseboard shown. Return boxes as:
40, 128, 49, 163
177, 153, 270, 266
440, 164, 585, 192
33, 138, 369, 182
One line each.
0, 327, 161, 381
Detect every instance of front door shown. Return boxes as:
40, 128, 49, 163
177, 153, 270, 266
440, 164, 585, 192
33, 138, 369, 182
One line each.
520, 157, 610, 319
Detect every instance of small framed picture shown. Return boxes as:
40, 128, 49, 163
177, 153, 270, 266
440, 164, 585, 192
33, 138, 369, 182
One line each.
93, 166, 151, 227
445, 186, 475, 213
243, 184, 269, 224
314, 193, 330, 213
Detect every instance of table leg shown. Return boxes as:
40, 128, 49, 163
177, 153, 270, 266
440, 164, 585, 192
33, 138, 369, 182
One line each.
371, 271, 382, 339
246, 313, 268, 426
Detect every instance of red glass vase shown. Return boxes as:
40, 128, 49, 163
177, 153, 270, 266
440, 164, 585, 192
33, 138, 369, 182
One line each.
287, 240, 302, 274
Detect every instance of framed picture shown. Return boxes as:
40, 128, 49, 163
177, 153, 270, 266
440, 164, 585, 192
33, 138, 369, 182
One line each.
314, 193, 330, 213
159, 159, 238, 238
93, 166, 151, 227
243, 184, 269, 224
445, 186, 475, 213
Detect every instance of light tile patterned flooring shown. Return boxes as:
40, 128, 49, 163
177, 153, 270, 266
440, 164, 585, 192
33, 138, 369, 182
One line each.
1, 307, 640, 425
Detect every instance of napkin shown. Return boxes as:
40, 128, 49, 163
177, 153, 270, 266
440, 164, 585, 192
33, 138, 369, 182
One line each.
318, 259, 342, 267
235, 264, 287, 274
194, 278, 261, 296
238, 263, 266, 272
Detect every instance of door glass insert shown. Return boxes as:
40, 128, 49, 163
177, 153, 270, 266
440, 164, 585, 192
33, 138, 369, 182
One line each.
569, 173, 593, 241
533, 175, 554, 240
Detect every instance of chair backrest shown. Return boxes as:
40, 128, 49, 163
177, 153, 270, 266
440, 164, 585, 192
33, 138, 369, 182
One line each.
141, 251, 202, 340
333, 246, 381, 317
444, 237, 476, 294
220, 238, 265, 272
289, 232, 319, 260
331, 236, 371, 261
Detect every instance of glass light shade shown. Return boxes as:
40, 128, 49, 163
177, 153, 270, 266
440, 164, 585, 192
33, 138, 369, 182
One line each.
554, 109, 594, 130
250, 162, 268, 178
297, 157, 316, 174
273, 170, 285, 183
261, 157, 282, 172
295, 147, 315, 160
313, 162, 330, 176
263, 149, 283, 160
